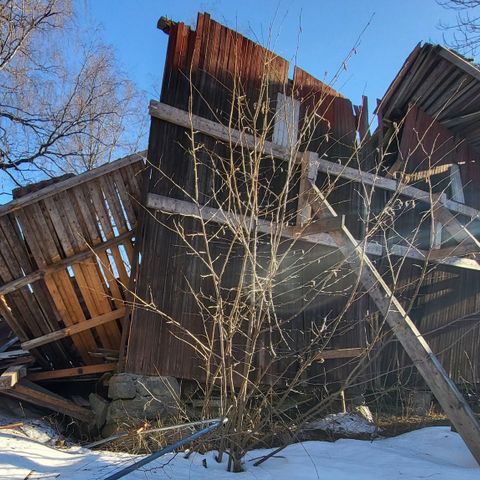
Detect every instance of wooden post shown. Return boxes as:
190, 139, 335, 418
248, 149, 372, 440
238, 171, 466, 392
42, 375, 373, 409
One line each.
432, 220, 443, 250
0, 365, 27, 390
21, 309, 125, 351
450, 164, 465, 204
296, 152, 313, 226
340, 390, 347, 414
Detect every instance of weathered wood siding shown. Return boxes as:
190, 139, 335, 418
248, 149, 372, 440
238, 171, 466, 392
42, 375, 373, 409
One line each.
125, 13, 365, 385
0, 154, 144, 369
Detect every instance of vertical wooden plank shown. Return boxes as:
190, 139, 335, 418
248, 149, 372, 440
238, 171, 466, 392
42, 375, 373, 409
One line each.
43, 272, 97, 363
111, 170, 138, 227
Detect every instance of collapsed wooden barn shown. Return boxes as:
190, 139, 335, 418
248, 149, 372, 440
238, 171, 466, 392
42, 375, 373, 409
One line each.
0, 11, 480, 461
126, 15, 480, 387
0, 153, 145, 420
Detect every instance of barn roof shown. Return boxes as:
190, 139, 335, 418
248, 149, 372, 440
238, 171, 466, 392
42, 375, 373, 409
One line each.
378, 43, 480, 150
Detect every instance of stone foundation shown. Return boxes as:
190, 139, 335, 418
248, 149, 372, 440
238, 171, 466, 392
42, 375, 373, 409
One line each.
89, 374, 180, 436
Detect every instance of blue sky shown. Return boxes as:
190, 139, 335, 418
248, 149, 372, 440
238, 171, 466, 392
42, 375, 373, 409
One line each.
84, 0, 461, 108
0, 1, 464, 200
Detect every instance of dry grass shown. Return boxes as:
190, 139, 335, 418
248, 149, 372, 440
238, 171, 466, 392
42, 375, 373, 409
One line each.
376, 412, 450, 437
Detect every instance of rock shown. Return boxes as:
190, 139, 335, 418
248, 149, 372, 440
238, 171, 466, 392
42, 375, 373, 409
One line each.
410, 390, 433, 415
136, 376, 180, 403
104, 374, 181, 431
101, 422, 123, 438
107, 396, 171, 424
89, 393, 109, 429
108, 373, 137, 400
303, 412, 379, 439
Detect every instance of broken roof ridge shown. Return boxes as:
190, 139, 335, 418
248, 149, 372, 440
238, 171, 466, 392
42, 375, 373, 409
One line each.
157, 12, 346, 99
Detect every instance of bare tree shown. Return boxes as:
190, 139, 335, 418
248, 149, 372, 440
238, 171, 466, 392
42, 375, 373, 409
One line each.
129, 57, 443, 471
0, 0, 146, 189
438, 0, 480, 56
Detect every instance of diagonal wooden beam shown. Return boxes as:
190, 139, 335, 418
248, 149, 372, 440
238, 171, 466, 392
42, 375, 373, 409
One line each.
304, 157, 480, 464
21, 309, 126, 351
432, 196, 480, 247
0, 230, 134, 297
1, 379, 93, 423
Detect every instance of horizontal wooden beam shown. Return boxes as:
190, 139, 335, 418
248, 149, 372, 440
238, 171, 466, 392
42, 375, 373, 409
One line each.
0, 349, 29, 360
292, 216, 345, 236
21, 309, 126, 351
149, 101, 480, 220
429, 242, 479, 260
314, 347, 365, 361
0, 152, 145, 216
315, 159, 440, 204
1, 379, 94, 422
146, 193, 480, 270
27, 363, 117, 382
0, 365, 27, 390
149, 101, 291, 162
147, 191, 340, 245
0, 230, 134, 297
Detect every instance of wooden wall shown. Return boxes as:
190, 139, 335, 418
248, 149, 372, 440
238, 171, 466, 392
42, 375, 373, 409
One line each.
125, 13, 366, 385
372, 104, 480, 384
125, 14, 480, 389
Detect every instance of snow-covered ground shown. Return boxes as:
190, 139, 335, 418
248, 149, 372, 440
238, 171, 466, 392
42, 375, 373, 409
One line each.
0, 426, 477, 479
303, 411, 378, 437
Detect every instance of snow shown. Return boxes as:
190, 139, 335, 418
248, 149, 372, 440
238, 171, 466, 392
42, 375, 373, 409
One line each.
0, 426, 478, 479
303, 412, 378, 436
0, 414, 60, 446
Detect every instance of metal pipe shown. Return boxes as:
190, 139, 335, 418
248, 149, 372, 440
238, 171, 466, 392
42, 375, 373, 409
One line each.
104, 418, 227, 480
